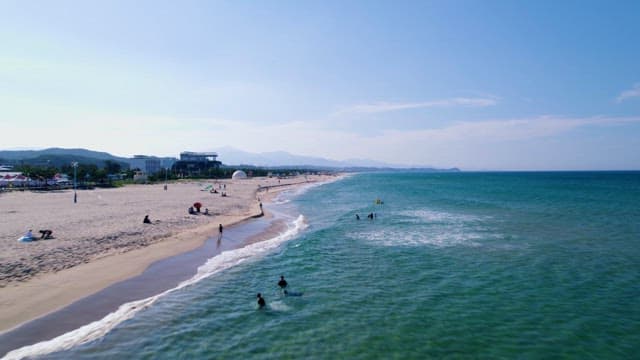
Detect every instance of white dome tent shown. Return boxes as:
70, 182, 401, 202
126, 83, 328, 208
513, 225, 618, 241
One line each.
231, 170, 247, 179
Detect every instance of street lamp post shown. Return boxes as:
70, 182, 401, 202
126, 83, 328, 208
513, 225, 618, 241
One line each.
72, 161, 78, 203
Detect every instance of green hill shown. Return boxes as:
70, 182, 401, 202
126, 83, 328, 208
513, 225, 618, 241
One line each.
0, 148, 130, 169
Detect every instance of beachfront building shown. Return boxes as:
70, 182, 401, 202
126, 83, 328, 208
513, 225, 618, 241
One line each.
172, 151, 222, 177
52, 173, 71, 185
129, 155, 162, 175
133, 171, 148, 183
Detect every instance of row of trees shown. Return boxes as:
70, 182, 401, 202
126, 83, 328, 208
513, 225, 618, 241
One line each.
14, 160, 126, 186
12, 161, 319, 186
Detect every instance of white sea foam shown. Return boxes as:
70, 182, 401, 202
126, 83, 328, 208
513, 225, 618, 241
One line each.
271, 178, 337, 205
3, 215, 308, 360
396, 209, 483, 223
271, 196, 292, 205
350, 228, 483, 248
348, 208, 491, 248
267, 300, 291, 312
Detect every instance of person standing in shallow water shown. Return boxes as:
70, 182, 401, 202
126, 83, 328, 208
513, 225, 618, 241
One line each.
278, 275, 288, 289
217, 223, 223, 248
257, 293, 266, 308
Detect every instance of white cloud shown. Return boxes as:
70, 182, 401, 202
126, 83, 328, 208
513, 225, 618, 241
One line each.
616, 83, 640, 103
182, 115, 640, 167
336, 97, 499, 114
390, 116, 639, 143
4, 111, 639, 169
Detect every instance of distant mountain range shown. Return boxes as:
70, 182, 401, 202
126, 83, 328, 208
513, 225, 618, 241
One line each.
212, 146, 396, 168
211, 147, 459, 171
0, 148, 129, 162
0, 147, 459, 172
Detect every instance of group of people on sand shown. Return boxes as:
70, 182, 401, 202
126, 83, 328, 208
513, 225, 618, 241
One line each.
210, 189, 228, 197
210, 183, 227, 196
23, 229, 53, 240
256, 275, 303, 309
188, 205, 211, 215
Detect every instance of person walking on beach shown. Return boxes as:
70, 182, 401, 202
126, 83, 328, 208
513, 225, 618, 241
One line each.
217, 223, 224, 247
257, 293, 266, 309
278, 275, 288, 289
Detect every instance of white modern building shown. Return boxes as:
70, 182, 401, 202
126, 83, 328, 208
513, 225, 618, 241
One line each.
130, 155, 162, 174
179, 151, 219, 162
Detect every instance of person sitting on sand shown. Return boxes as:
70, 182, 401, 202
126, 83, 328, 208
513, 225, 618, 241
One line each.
39, 229, 53, 239
278, 275, 288, 289
257, 293, 266, 309
143, 215, 152, 224
25, 229, 33, 239
188, 206, 195, 215
204, 208, 210, 215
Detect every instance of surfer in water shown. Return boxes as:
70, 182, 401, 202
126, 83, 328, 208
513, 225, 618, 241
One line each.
278, 275, 288, 289
257, 293, 266, 309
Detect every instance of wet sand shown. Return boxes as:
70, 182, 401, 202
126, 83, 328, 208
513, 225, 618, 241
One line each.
0, 174, 340, 357
0, 215, 284, 357
0, 175, 336, 334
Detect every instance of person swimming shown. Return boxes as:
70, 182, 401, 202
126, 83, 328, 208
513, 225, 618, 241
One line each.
257, 293, 266, 308
278, 275, 288, 289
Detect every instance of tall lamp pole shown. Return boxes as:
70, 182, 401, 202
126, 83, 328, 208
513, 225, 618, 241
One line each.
72, 161, 78, 203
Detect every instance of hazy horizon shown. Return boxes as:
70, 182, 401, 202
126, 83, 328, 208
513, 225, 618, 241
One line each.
2, 1, 639, 170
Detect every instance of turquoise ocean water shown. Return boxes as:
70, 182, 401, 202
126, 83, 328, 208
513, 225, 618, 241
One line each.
9, 172, 640, 359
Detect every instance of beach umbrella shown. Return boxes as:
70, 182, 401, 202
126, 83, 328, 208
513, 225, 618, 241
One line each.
193, 202, 202, 211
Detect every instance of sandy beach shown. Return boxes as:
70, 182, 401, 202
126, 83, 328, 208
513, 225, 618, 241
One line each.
0, 175, 333, 334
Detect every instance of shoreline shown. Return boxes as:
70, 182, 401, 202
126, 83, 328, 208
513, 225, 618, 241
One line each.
0, 175, 337, 337
0, 213, 287, 357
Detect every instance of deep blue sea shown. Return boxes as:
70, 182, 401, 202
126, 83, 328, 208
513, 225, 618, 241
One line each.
8, 172, 640, 359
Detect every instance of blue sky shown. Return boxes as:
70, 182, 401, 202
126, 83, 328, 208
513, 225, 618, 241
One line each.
1, 0, 639, 170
